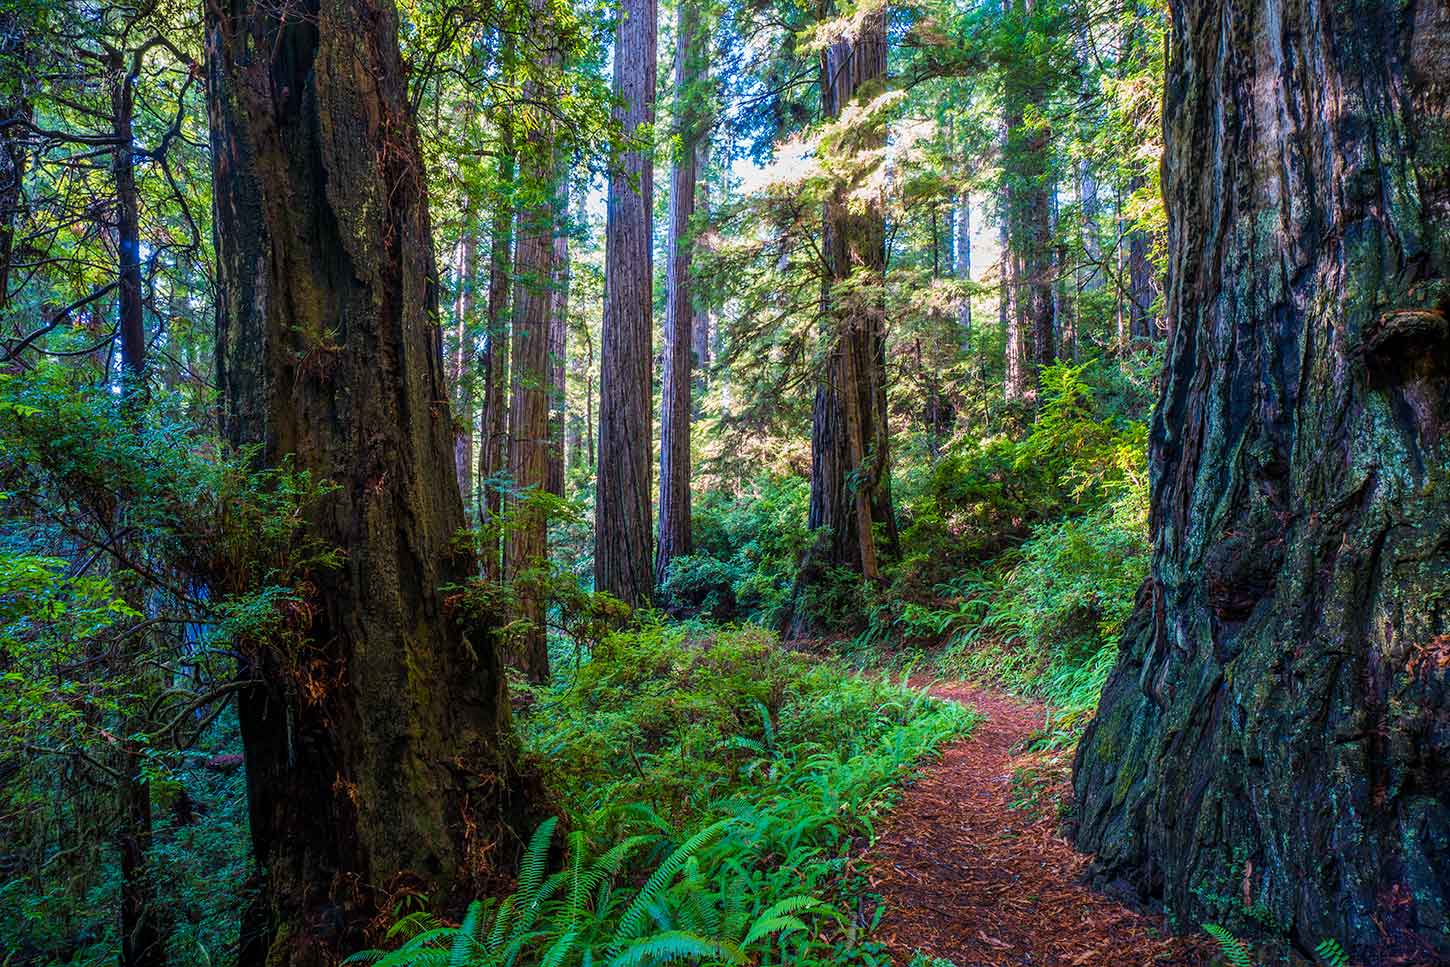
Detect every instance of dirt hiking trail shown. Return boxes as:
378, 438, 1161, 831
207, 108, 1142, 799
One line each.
863, 683, 1217, 966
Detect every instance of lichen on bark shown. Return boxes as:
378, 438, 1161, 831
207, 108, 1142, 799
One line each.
1072, 2, 1450, 963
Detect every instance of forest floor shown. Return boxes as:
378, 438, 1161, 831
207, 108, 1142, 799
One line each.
862, 682, 1218, 966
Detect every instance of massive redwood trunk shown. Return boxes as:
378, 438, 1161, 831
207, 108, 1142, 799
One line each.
1072, 3, 1450, 963
206, 0, 531, 961
786, 5, 896, 637
596, 0, 657, 607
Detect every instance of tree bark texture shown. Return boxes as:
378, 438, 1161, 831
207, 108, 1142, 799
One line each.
112, 61, 144, 382
787, 6, 895, 637
480, 103, 515, 582
657, 0, 706, 585
546, 180, 568, 500
0, 14, 29, 311
1003, 0, 1054, 388
1072, 4, 1450, 963
596, 0, 657, 607
505, 14, 561, 684
206, 0, 531, 961
453, 231, 478, 504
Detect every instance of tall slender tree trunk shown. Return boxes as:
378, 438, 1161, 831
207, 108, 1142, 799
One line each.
955, 191, 971, 351
657, 0, 706, 585
506, 13, 561, 684
109, 57, 166, 967
0, 14, 28, 312
206, 0, 532, 960
112, 60, 144, 386
546, 180, 568, 499
480, 110, 515, 582
1072, 3, 1450, 962
596, 0, 657, 607
787, 3, 895, 638
691, 138, 712, 370
1125, 201, 1155, 342
453, 231, 478, 504
1002, 0, 1053, 393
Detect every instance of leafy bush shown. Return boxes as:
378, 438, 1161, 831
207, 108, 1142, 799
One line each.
659, 476, 812, 626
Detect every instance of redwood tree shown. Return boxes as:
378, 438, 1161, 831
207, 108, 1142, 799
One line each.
1072, 2, 1450, 962
787, 4, 896, 637
656, 0, 707, 585
506, 18, 562, 684
596, 0, 657, 607
206, 0, 531, 960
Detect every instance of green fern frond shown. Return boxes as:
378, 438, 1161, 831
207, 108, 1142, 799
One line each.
1202, 924, 1255, 967
519, 816, 559, 904
613, 821, 731, 944
1313, 938, 1349, 967
741, 915, 808, 947
606, 931, 745, 967
448, 901, 484, 967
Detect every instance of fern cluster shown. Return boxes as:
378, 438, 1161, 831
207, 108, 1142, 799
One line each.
1204, 924, 1352, 967
359, 624, 977, 966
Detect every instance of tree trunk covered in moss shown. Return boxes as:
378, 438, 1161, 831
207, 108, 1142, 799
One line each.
786, 5, 895, 638
206, 0, 531, 961
1072, 3, 1450, 963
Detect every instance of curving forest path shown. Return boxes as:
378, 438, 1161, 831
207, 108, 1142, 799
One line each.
864, 683, 1217, 966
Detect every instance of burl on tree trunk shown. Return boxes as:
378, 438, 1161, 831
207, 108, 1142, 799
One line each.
1072, 3, 1450, 963
206, 0, 533, 962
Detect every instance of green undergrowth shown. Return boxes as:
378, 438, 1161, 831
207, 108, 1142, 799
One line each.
833, 361, 1154, 740
357, 621, 978, 966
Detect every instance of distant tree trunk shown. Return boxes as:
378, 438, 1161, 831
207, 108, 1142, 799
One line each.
112, 60, 144, 385
1125, 197, 1155, 342
109, 56, 166, 967
1072, 3, 1450, 963
1002, 0, 1053, 390
657, 0, 706, 586
1051, 181, 1075, 361
546, 184, 568, 499
206, 0, 532, 959
597, 0, 657, 607
787, 4, 895, 638
692, 138, 712, 369
453, 230, 478, 504
480, 111, 515, 582
0, 15, 28, 311
955, 191, 971, 351
507, 18, 561, 684
1077, 160, 1102, 293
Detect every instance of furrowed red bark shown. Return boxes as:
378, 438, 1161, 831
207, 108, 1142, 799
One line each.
656, 0, 706, 586
506, 19, 561, 684
596, 0, 657, 607
1072, 3, 1450, 963
205, 0, 532, 960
